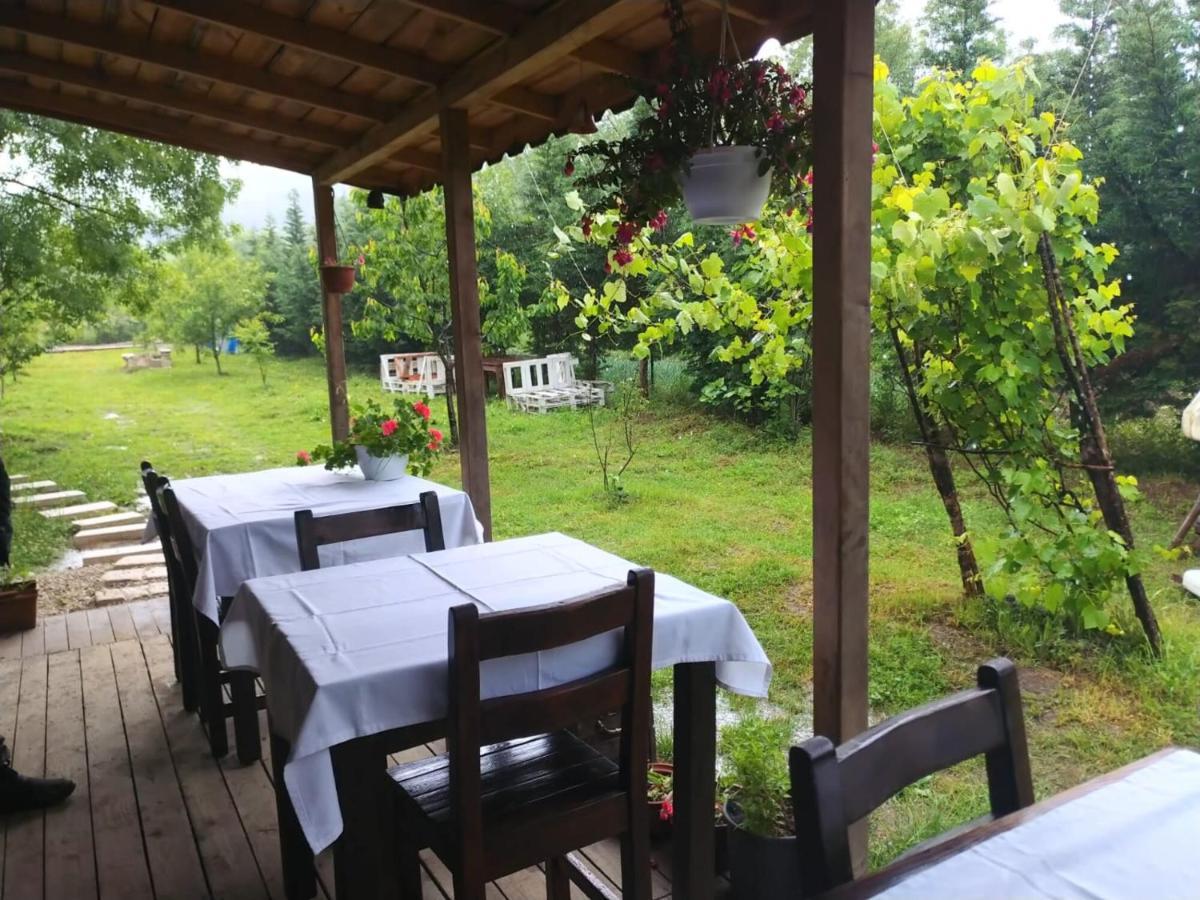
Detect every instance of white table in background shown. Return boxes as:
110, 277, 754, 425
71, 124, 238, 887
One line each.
162, 464, 482, 621
222, 532, 772, 900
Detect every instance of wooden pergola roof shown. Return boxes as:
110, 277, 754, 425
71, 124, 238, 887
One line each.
0, 0, 814, 194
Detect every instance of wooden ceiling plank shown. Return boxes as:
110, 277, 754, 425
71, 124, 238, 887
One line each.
0, 6, 391, 121
0, 51, 350, 147
314, 0, 641, 185
0, 79, 318, 172
146, 0, 452, 86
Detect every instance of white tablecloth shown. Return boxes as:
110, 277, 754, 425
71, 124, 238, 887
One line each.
163, 465, 482, 622
879, 748, 1200, 899
220, 532, 772, 854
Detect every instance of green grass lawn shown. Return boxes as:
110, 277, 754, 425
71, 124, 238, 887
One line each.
3, 348, 1199, 866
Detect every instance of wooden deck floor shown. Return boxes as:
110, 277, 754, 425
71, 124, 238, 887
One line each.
0, 603, 686, 899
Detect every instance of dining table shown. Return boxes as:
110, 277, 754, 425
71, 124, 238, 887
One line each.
221, 531, 773, 900
155, 464, 483, 622
828, 746, 1200, 899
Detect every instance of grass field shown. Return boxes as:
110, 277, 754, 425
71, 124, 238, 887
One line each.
3, 348, 1199, 865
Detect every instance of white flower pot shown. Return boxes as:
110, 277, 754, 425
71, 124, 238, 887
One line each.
355, 447, 409, 481
678, 146, 772, 225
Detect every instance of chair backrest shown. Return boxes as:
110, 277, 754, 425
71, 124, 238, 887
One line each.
140, 461, 169, 537
444, 568, 655, 865
546, 353, 578, 388
789, 658, 1033, 895
157, 481, 201, 599
502, 358, 554, 395
293, 491, 445, 571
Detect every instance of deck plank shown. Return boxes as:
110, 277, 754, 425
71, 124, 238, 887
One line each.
0, 628, 24, 659
150, 596, 172, 635
0, 658, 20, 889
142, 636, 273, 900
20, 619, 45, 657
43, 614, 69, 654
3, 654, 48, 900
80, 643, 156, 898
107, 603, 139, 642
44, 649, 99, 899
128, 601, 160, 642
66, 609, 93, 649
111, 639, 211, 898
87, 606, 117, 645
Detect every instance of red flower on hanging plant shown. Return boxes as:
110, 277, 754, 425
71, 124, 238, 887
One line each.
730, 223, 757, 246
649, 209, 668, 231
413, 401, 431, 420
614, 248, 634, 267
581, 216, 593, 237
615, 221, 638, 246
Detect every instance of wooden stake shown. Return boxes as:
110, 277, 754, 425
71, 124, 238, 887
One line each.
312, 178, 350, 442
440, 108, 493, 539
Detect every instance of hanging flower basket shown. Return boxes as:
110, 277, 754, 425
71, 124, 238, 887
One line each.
319, 264, 356, 294
678, 146, 773, 225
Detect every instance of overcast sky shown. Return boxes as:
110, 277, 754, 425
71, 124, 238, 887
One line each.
221, 0, 1068, 230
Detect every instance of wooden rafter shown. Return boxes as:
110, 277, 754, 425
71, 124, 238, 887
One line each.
144, 0, 560, 123
0, 79, 317, 173
314, 0, 638, 185
0, 52, 348, 148
401, 0, 652, 79
0, 6, 392, 122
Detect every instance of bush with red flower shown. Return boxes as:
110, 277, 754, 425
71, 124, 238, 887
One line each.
566, 0, 813, 261
304, 397, 443, 476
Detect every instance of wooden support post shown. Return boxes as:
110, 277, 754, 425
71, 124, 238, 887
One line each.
312, 177, 350, 442
439, 108, 493, 539
810, 0, 874, 784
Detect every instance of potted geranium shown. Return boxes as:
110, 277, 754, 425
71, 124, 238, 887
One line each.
303, 397, 444, 481
720, 712, 801, 900
568, 0, 812, 249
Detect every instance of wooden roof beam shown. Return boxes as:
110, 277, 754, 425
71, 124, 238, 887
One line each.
0, 80, 318, 173
0, 6, 391, 122
314, 0, 639, 186
0, 52, 349, 148
146, 0, 560, 123
401, 0, 652, 80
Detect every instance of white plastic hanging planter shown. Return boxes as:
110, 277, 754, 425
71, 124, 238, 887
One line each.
678, 146, 772, 225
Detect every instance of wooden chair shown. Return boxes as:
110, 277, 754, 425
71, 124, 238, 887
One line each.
158, 483, 263, 763
293, 491, 445, 571
388, 569, 656, 900
139, 463, 197, 712
789, 658, 1034, 896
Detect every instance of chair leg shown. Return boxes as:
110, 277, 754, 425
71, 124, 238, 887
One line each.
452, 871, 485, 900
620, 827, 651, 900
545, 856, 572, 900
271, 728, 317, 900
176, 587, 200, 713
195, 614, 228, 758
398, 835, 423, 899
231, 672, 261, 764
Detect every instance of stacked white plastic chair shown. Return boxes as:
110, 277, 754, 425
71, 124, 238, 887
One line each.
502, 354, 611, 412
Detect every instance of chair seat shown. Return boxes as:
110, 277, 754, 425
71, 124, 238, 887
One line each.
389, 731, 625, 873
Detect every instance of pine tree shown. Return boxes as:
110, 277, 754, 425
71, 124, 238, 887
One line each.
921, 0, 1008, 71
271, 190, 322, 355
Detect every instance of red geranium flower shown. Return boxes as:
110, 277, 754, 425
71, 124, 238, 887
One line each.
427, 427, 444, 451
660, 797, 674, 822
380, 419, 398, 436
413, 401, 431, 420
296, 450, 312, 465
766, 112, 785, 133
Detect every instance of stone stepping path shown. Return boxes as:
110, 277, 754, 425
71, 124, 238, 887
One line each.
41, 500, 118, 519
15, 489, 86, 508
19, 470, 168, 608
11, 479, 57, 492
81, 540, 161, 567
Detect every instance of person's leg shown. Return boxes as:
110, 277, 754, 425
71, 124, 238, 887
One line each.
0, 734, 76, 813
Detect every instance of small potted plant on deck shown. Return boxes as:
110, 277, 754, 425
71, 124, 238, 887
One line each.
720, 712, 801, 899
0, 459, 36, 633
303, 397, 444, 481
568, 0, 813, 247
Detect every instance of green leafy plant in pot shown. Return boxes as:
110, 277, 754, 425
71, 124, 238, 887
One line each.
301, 397, 444, 481
720, 711, 801, 900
